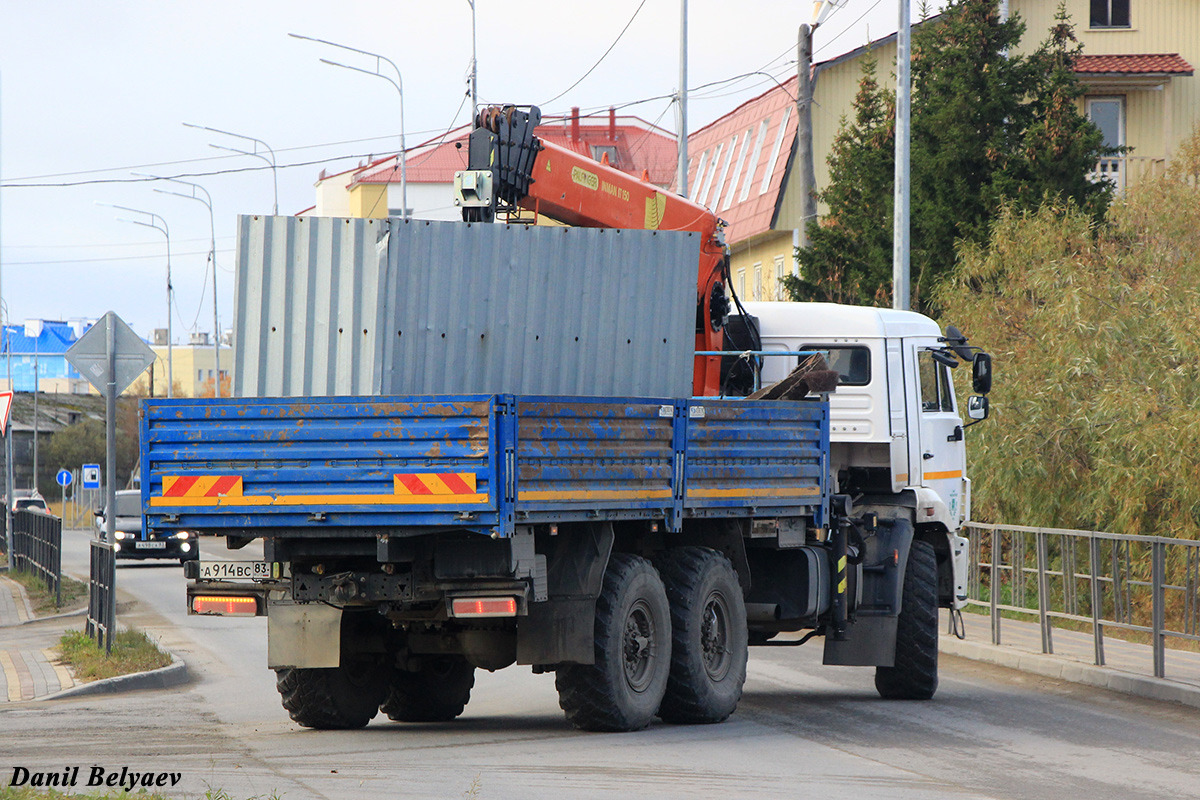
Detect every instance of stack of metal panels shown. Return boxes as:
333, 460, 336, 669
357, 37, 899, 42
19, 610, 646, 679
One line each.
233, 216, 700, 399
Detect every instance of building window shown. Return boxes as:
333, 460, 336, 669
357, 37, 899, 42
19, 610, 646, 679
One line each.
753, 262, 763, 301
723, 129, 752, 210
760, 105, 793, 195
774, 256, 786, 299
740, 119, 770, 202
690, 150, 710, 202
709, 138, 736, 210
1090, 0, 1130, 28
737, 269, 746, 299
698, 143, 723, 208
1087, 97, 1125, 186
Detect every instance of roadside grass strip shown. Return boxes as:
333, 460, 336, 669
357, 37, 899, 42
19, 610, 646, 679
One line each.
56, 630, 171, 683
4, 571, 88, 618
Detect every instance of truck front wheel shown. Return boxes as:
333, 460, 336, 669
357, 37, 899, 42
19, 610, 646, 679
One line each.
875, 539, 939, 700
656, 547, 748, 724
555, 553, 671, 732
381, 656, 476, 722
275, 658, 387, 729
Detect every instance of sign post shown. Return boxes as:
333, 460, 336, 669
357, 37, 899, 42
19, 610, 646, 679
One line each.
66, 312, 155, 652
0, 391, 11, 556
56, 469, 72, 523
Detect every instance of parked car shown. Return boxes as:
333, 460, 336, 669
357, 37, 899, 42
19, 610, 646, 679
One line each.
13, 496, 49, 513
96, 489, 198, 563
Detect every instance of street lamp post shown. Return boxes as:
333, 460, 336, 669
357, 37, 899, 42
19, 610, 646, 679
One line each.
182, 123, 278, 216
289, 33, 407, 220
98, 203, 173, 397
143, 175, 222, 396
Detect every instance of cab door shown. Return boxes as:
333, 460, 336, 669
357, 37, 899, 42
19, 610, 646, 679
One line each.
913, 346, 967, 522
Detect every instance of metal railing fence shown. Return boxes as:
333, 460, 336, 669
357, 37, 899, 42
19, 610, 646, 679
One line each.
10, 509, 62, 607
963, 521, 1200, 680
86, 540, 116, 653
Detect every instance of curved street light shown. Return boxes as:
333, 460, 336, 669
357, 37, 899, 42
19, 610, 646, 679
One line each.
182, 123, 278, 216
96, 202, 173, 398
138, 174, 223, 396
289, 33, 407, 220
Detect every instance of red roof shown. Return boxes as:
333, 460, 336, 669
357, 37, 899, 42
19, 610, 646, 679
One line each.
684, 76, 799, 245
352, 112, 679, 188
1075, 53, 1194, 75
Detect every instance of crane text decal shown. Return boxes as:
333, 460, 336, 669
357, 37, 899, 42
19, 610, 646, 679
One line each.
570, 166, 599, 191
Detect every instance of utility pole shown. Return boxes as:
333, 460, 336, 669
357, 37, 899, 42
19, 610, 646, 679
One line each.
795, 24, 817, 255
468, 0, 479, 122
677, 0, 689, 198
893, 0, 912, 311
1, 70, 11, 552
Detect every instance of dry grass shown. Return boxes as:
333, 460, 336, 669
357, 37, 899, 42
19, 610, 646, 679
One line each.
937, 144, 1200, 540
56, 629, 172, 683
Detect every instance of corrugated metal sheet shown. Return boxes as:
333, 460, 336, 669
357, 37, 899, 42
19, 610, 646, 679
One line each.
234, 216, 700, 399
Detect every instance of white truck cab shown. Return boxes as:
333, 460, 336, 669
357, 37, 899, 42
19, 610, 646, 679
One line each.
738, 302, 992, 610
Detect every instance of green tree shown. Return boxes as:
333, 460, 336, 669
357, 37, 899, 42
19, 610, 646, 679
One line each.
785, 56, 895, 306
791, 0, 1111, 311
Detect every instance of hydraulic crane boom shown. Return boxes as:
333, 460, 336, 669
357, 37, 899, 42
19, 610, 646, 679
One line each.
456, 105, 729, 396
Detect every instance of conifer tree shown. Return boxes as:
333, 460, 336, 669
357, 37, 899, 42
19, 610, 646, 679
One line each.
790, 0, 1111, 311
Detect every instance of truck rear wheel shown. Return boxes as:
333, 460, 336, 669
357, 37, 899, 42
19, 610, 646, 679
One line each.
656, 547, 748, 724
875, 539, 939, 700
555, 553, 671, 732
381, 656, 476, 722
275, 658, 387, 729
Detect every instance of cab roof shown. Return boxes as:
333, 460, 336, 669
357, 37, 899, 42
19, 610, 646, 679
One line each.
738, 301, 943, 341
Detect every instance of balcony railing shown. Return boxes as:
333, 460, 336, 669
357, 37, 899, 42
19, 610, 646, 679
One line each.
1090, 156, 1167, 192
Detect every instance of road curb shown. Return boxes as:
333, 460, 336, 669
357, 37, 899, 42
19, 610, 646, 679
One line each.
940, 636, 1200, 710
0, 606, 89, 628
41, 655, 189, 700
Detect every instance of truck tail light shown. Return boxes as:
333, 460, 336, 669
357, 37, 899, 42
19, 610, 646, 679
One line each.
192, 595, 259, 616
451, 597, 518, 618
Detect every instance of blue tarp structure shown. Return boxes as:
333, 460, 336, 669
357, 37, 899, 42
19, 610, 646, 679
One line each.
1, 320, 93, 391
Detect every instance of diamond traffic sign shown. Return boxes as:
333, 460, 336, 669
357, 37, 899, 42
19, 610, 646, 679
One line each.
82, 464, 101, 490
65, 311, 156, 398
0, 391, 12, 432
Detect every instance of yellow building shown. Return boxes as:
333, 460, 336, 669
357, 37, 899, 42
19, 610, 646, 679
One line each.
128, 335, 231, 398
687, 0, 1196, 296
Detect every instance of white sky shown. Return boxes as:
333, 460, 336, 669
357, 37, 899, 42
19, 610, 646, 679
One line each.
0, 0, 946, 341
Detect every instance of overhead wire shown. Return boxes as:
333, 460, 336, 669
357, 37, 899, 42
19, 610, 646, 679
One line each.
541, 0, 649, 107
813, 0, 888, 61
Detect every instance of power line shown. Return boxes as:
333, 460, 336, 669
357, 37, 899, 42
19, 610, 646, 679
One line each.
2, 235, 235, 250
3, 126, 465, 184
542, 0, 649, 107
813, 0, 887, 61
0, 153, 387, 189
3, 248, 235, 266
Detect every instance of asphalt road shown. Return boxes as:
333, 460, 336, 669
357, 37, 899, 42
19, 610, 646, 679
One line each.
3, 527, 1198, 800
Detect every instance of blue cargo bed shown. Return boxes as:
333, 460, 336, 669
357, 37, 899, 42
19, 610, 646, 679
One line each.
141, 394, 829, 536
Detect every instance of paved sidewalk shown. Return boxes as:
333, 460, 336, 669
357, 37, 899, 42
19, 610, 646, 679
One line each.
0, 575, 81, 701
941, 608, 1200, 708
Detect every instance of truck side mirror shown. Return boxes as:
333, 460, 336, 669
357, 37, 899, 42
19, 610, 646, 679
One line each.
967, 395, 989, 421
972, 353, 992, 395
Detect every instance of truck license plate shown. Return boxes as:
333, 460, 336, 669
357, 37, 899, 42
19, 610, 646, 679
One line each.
135, 540, 167, 549
199, 561, 272, 580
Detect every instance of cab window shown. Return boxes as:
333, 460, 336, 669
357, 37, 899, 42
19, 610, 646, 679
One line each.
800, 345, 870, 386
918, 351, 955, 412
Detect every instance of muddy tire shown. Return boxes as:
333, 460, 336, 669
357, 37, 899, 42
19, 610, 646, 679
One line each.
656, 547, 748, 724
276, 659, 387, 729
381, 656, 476, 722
555, 553, 671, 732
875, 539, 939, 700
